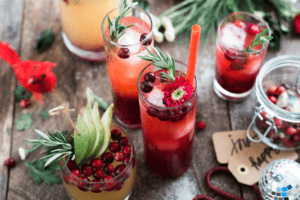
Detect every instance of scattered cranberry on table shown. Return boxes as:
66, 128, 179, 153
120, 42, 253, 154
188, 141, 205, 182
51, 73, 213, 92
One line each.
4, 157, 16, 168
19, 99, 30, 108
196, 121, 206, 130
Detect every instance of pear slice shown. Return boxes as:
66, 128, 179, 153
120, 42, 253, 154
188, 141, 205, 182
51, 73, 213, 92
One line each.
90, 101, 105, 157
74, 114, 90, 164
96, 104, 114, 157
83, 105, 97, 157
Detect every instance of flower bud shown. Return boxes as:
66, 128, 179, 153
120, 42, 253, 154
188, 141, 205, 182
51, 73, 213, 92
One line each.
164, 28, 175, 42
154, 29, 164, 43
161, 17, 174, 30
18, 147, 28, 161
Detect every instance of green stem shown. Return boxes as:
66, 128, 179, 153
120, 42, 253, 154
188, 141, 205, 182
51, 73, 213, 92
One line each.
159, 0, 195, 18
174, 4, 197, 34
167, 6, 191, 20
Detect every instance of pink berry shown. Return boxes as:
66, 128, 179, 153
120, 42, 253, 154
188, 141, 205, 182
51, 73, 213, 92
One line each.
123, 156, 130, 165
91, 179, 102, 193
91, 158, 103, 169
111, 129, 122, 140
77, 176, 90, 191
101, 152, 114, 163
248, 24, 261, 34
109, 142, 121, 153
93, 169, 105, 179
114, 164, 126, 176
103, 175, 116, 191
123, 145, 132, 156
275, 86, 286, 96
268, 96, 277, 104
81, 164, 93, 176
119, 137, 129, 146
4, 158, 15, 168
104, 164, 114, 174
19, 99, 30, 108
285, 126, 297, 136
115, 152, 125, 161
66, 159, 76, 169
196, 121, 206, 130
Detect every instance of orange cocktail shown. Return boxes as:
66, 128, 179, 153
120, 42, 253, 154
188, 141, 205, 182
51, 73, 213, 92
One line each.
102, 6, 153, 128
60, 0, 125, 61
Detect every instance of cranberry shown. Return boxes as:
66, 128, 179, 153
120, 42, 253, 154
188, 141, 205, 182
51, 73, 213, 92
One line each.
71, 167, 81, 178
144, 72, 156, 83
224, 50, 236, 61
66, 159, 76, 169
123, 156, 130, 165
260, 111, 269, 121
196, 121, 206, 130
111, 129, 122, 140
115, 181, 124, 190
157, 110, 170, 121
4, 158, 15, 168
281, 138, 296, 147
248, 24, 261, 34
123, 145, 132, 156
63, 174, 74, 184
140, 81, 153, 93
268, 96, 277, 104
285, 126, 297, 136
91, 158, 103, 169
267, 86, 277, 96
77, 176, 90, 191
93, 169, 105, 179
147, 107, 159, 117
169, 109, 184, 121
275, 86, 286, 96
233, 20, 243, 28
81, 164, 93, 176
118, 48, 130, 59
293, 134, 300, 142
267, 129, 275, 138
103, 175, 116, 191
273, 135, 280, 143
255, 118, 269, 129
115, 164, 126, 176
109, 142, 121, 153
297, 127, 300, 134
91, 179, 102, 193
101, 152, 114, 163
283, 107, 291, 112
118, 137, 129, 146
181, 102, 192, 113
19, 99, 30, 108
274, 118, 283, 129
104, 164, 114, 174
115, 152, 125, 161
140, 33, 152, 46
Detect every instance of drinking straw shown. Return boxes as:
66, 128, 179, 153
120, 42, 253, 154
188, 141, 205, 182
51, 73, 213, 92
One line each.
186, 25, 201, 86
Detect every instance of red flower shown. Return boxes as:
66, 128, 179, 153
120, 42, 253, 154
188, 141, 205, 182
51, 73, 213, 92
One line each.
162, 76, 194, 107
293, 13, 300, 35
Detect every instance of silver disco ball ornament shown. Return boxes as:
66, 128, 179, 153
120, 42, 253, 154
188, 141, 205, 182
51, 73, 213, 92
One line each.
259, 159, 300, 200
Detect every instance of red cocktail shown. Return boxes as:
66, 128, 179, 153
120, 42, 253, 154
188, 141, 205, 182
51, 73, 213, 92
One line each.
102, 5, 153, 129
214, 12, 270, 101
138, 61, 197, 178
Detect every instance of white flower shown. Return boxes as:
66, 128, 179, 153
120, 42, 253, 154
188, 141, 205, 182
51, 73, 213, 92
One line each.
164, 27, 175, 42
154, 29, 164, 43
18, 147, 28, 161
161, 17, 174, 30
253, 11, 265, 19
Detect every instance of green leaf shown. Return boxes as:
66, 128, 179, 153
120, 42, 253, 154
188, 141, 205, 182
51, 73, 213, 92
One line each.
24, 160, 62, 185
41, 108, 49, 120
15, 113, 34, 131
37, 28, 55, 53
13, 85, 32, 103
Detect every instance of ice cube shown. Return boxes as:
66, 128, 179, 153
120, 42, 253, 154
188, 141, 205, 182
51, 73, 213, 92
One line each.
118, 29, 141, 54
221, 23, 246, 50
146, 88, 165, 107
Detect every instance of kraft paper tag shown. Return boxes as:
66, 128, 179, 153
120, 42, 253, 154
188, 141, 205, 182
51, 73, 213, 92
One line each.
212, 130, 298, 186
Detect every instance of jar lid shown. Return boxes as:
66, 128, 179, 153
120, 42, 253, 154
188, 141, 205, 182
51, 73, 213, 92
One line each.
259, 159, 300, 199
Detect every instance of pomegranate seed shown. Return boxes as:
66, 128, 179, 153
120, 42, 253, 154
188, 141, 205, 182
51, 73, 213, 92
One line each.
101, 152, 114, 163
275, 86, 286, 96
109, 142, 121, 153
111, 129, 122, 140
293, 134, 300, 142
140, 81, 153, 93
196, 121, 206, 130
268, 96, 277, 104
233, 20, 244, 28
248, 24, 261, 34
285, 126, 297, 136
71, 167, 81, 178
115, 164, 126, 176
66, 159, 76, 170
93, 169, 105, 179
104, 164, 114, 174
123, 156, 130, 165
91, 179, 102, 193
140, 33, 152, 46
81, 164, 93, 176
4, 158, 15, 168
115, 152, 125, 161
91, 158, 103, 169
281, 138, 295, 147
144, 72, 156, 83
267, 86, 277, 96
77, 176, 90, 191
119, 137, 129, 146
118, 48, 130, 59
123, 145, 132, 156
19, 99, 30, 108
103, 175, 116, 191
115, 181, 124, 190
147, 107, 159, 117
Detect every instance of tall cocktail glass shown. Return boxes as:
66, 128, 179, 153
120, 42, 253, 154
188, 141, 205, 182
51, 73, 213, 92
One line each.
138, 61, 197, 178
214, 12, 271, 101
60, 0, 124, 61
101, 6, 153, 129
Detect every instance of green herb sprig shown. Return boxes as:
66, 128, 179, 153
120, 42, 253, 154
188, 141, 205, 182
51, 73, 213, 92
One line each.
108, 0, 138, 41
243, 29, 273, 52
139, 47, 176, 81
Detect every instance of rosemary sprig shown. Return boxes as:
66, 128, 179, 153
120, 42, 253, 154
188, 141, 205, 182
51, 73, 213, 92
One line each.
108, 0, 138, 41
243, 29, 273, 52
139, 47, 176, 81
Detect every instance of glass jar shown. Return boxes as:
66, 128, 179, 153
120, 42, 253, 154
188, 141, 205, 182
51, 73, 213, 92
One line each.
247, 55, 300, 150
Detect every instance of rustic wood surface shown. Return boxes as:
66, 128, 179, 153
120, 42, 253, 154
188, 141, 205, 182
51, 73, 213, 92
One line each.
0, 0, 300, 200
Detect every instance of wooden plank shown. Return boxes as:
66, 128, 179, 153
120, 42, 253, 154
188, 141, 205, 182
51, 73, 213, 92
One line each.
0, 0, 24, 200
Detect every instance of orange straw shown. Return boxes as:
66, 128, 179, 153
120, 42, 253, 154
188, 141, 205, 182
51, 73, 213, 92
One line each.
186, 25, 201, 86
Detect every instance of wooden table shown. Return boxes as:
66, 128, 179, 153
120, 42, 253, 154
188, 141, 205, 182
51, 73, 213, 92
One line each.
1, 0, 300, 199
